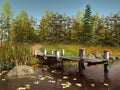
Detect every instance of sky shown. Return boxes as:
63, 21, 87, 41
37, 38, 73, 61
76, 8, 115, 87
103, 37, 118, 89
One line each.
0, 0, 120, 21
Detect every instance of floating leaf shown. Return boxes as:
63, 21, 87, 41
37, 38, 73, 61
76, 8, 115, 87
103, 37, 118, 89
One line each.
17, 87, 26, 90
39, 77, 45, 80
38, 75, 42, 77
104, 83, 109, 86
76, 83, 82, 87
73, 78, 77, 80
51, 70, 56, 73
31, 76, 36, 79
57, 79, 62, 82
91, 83, 95, 87
1, 78, 6, 81
34, 81, 39, 85
25, 84, 30, 89
0, 73, 2, 76
48, 80, 56, 83
63, 76, 68, 79
66, 81, 71, 85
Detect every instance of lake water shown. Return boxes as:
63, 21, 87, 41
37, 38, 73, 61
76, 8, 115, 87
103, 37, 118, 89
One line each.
0, 61, 120, 90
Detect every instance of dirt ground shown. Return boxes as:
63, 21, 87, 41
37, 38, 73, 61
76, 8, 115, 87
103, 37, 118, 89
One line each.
31, 44, 43, 55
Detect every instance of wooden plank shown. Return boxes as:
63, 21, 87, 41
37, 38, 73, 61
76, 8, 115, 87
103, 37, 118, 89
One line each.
37, 54, 108, 64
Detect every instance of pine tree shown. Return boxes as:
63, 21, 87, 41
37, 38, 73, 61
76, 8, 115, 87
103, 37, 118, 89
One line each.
82, 4, 93, 44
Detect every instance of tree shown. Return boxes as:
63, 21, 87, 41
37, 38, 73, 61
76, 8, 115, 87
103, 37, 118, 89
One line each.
1, 0, 13, 43
82, 4, 93, 44
38, 11, 73, 43
11, 9, 37, 43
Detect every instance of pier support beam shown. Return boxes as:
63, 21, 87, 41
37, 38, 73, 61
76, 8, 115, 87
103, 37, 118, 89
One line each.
51, 50, 54, 55
104, 51, 109, 72
79, 48, 85, 76
61, 49, 65, 56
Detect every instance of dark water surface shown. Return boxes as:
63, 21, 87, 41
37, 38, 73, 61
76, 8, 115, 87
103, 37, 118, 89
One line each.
0, 61, 120, 90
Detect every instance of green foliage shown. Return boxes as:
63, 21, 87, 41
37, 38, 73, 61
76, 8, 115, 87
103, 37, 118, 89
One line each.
0, 44, 34, 69
27, 57, 40, 65
1, 0, 13, 44
82, 4, 94, 44
10, 9, 38, 43
38, 11, 73, 43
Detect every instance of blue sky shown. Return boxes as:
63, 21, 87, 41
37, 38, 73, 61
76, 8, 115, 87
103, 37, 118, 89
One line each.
0, 0, 120, 20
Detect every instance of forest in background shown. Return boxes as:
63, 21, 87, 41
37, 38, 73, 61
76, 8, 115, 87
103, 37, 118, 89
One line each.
0, 0, 120, 69
0, 0, 120, 46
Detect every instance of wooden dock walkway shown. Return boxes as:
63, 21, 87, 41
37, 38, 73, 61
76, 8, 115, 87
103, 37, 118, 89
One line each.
35, 48, 109, 75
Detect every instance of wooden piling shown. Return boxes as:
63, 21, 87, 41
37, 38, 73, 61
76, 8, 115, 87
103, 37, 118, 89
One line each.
104, 50, 109, 72
51, 50, 54, 55
43, 49, 47, 56
61, 49, 64, 56
34, 50, 37, 57
56, 50, 60, 59
55, 50, 61, 67
43, 49, 47, 60
79, 48, 85, 75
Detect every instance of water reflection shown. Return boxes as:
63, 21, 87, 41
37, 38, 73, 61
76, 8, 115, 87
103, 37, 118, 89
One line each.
0, 61, 120, 90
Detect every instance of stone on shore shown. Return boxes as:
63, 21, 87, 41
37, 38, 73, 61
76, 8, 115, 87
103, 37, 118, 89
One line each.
7, 65, 34, 77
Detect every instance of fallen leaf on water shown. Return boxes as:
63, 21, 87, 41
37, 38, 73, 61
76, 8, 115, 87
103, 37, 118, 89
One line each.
25, 84, 30, 89
0, 73, 2, 76
73, 78, 77, 80
34, 81, 39, 85
39, 77, 45, 80
31, 76, 36, 79
63, 76, 68, 79
57, 79, 62, 82
62, 86, 67, 89
1, 78, 6, 81
51, 80, 56, 83
17, 87, 26, 90
76, 83, 82, 87
48, 80, 56, 83
66, 81, 71, 85
91, 83, 95, 87
104, 83, 109, 86
51, 70, 56, 73
38, 75, 42, 77
61, 82, 71, 88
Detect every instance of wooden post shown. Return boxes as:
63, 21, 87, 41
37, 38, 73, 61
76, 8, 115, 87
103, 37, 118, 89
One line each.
104, 50, 109, 72
43, 49, 47, 56
55, 50, 61, 67
34, 50, 37, 57
43, 49, 47, 60
61, 49, 64, 56
61, 49, 64, 68
51, 50, 54, 55
79, 48, 85, 75
56, 50, 60, 60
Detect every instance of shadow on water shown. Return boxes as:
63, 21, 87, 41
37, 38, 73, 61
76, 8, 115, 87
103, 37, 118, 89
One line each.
0, 61, 120, 90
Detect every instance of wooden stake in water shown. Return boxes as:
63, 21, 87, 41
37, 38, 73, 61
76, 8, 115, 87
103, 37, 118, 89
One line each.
61, 49, 64, 56
79, 48, 85, 59
104, 50, 109, 72
43, 49, 47, 56
51, 50, 54, 55
104, 51, 109, 61
79, 48, 85, 76
56, 50, 60, 59
34, 50, 37, 57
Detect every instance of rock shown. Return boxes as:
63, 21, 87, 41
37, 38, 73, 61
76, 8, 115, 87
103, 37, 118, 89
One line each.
92, 52, 102, 58
115, 56, 120, 60
86, 54, 96, 60
109, 56, 116, 61
7, 65, 34, 77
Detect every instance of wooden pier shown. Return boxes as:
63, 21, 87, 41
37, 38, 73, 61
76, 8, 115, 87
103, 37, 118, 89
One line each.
35, 48, 109, 75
